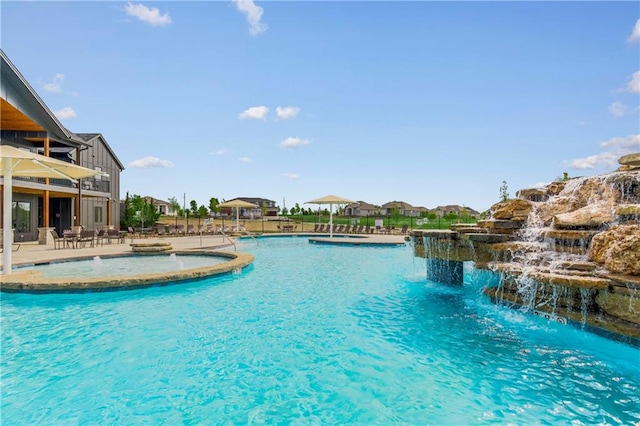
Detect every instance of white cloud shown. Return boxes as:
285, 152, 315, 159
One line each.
233, 0, 267, 36
43, 73, 64, 93
125, 2, 172, 26
608, 100, 626, 117
128, 156, 174, 168
599, 134, 640, 150
276, 106, 300, 120
239, 157, 253, 163
284, 173, 299, 179
54, 107, 76, 120
280, 137, 309, 149
627, 19, 640, 43
626, 71, 640, 94
567, 134, 640, 170
209, 149, 229, 156
238, 106, 269, 120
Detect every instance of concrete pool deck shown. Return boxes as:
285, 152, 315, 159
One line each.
0, 233, 408, 292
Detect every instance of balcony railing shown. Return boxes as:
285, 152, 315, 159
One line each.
13, 176, 111, 193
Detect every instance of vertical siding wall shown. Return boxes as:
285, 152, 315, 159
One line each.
79, 137, 121, 230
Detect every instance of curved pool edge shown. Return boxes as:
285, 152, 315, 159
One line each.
0, 250, 254, 293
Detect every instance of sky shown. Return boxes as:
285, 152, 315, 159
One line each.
2, 1, 639, 213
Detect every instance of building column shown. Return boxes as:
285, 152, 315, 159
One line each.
43, 137, 50, 227
107, 198, 112, 227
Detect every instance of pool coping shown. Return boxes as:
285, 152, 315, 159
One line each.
0, 250, 254, 293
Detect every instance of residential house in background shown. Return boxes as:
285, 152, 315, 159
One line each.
382, 201, 422, 217
143, 196, 177, 216
343, 201, 380, 217
0, 49, 123, 242
430, 205, 480, 218
232, 197, 278, 217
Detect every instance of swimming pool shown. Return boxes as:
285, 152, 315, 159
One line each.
18, 253, 228, 279
1, 237, 639, 424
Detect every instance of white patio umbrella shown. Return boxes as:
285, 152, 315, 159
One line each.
306, 194, 355, 238
218, 199, 258, 232
0, 145, 107, 274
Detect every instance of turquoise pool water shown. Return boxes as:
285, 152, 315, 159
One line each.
1, 237, 639, 424
18, 253, 226, 279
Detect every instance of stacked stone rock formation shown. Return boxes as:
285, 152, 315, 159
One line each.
411, 154, 640, 343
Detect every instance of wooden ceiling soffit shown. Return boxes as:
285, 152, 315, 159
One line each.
1, 98, 46, 132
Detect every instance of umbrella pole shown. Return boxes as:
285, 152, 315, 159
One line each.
329, 203, 333, 237
2, 159, 13, 274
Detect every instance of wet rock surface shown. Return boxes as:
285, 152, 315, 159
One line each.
411, 158, 640, 343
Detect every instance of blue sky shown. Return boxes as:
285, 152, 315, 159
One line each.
2, 1, 639, 213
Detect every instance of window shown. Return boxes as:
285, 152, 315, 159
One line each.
95, 206, 103, 223
12, 201, 31, 233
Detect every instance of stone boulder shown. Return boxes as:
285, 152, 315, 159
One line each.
490, 198, 533, 221
589, 224, 640, 275
617, 153, 640, 171
553, 204, 616, 229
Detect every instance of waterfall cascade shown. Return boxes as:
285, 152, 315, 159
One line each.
411, 153, 640, 343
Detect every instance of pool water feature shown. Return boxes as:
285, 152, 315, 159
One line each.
1, 238, 639, 424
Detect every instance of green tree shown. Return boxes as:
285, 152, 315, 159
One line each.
123, 195, 161, 228
391, 207, 401, 224
198, 205, 208, 217
168, 196, 182, 217
282, 207, 289, 216
209, 197, 220, 215
499, 180, 509, 202
190, 200, 198, 216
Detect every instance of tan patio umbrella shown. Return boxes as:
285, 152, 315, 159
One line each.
0, 145, 107, 274
306, 194, 355, 238
218, 199, 258, 232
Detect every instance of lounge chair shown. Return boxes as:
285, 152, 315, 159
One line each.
156, 224, 167, 236
313, 224, 319, 232
168, 225, 177, 236
177, 225, 185, 236
187, 225, 195, 235
399, 225, 408, 235
364, 225, 372, 234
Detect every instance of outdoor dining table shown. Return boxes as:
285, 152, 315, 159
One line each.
62, 230, 80, 248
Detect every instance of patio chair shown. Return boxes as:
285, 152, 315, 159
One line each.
364, 225, 372, 234
177, 225, 185, 236
78, 229, 95, 248
313, 224, 320, 232
399, 225, 409, 235
317, 224, 325, 233
127, 226, 137, 239
187, 225, 195, 235
107, 229, 124, 244
96, 229, 106, 246
168, 225, 177, 236
49, 230, 65, 250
